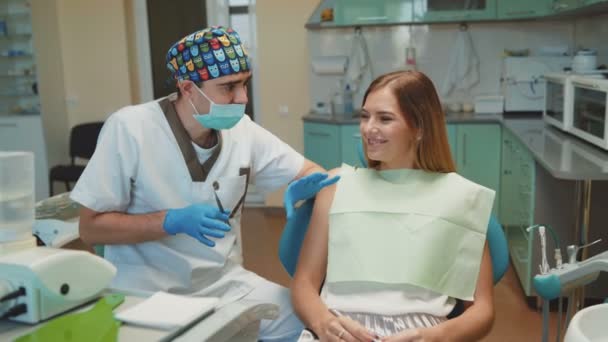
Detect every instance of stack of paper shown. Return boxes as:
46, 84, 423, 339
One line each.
115, 292, 219, 330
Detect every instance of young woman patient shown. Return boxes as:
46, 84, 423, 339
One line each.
291, 70, 496, 342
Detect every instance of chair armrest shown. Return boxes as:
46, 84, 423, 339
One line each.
166, 300, 279, 342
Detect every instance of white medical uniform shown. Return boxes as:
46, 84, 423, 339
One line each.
70, 94, 305, 341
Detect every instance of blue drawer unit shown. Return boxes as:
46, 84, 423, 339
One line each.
304, 122, 341, 169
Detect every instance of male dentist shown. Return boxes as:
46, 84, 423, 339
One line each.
70, 26, 336, 341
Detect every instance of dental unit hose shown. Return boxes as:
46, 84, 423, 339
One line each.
527, 224, 563, 270
0, 287, 26, 302
539, 226, 550, 274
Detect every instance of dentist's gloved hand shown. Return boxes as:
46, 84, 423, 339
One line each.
163, 204, 231, 247
284, 172, 340, 219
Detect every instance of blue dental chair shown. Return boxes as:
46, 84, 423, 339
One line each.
279, 146, 509, 318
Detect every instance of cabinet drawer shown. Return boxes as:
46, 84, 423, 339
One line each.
506, 225, 533, 295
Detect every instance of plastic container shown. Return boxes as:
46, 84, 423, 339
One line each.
474, 95, 504, 114
0, 151, 34, 243
332, 92, 345, 117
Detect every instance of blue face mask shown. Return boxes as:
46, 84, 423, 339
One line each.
189, 86, 245, 130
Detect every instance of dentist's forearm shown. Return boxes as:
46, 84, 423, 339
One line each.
78, 207, 168, 246
294, 159, 326, 180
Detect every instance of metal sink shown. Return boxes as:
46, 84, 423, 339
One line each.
564, 303, 608, 342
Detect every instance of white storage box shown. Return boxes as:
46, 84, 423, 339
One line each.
474, 95, 504, 114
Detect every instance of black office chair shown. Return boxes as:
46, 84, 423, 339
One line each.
49, 121, 104, 195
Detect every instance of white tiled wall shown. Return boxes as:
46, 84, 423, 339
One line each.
307, 18, 598, 111
575, 13, 608, 66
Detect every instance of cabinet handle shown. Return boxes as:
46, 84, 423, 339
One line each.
506, 10, 535, 16
0, 123, 17, 127
307, 132, 330, 137
353, 133, 361, 139
439, 13, 472, 20
356, 16, 388, 21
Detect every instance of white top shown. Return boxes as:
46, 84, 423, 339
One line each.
70, 95, 304, 305
321, 282, 456, 317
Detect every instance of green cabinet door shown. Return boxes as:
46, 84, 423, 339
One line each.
497, 0, 552, 19
552, 0, 582, 12
499, 134, 516, 225
340, 124, 363, 167
304, 122, 341, 169
456, 124, 502, 215
446, 124, 458, 163
500, 129, 536, 296
414, 0, 497, 22
334, 0, 414, 26
580, 0, 608, 4
499, 128, 535, 227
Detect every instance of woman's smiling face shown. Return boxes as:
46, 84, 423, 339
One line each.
360, 86, 419, 170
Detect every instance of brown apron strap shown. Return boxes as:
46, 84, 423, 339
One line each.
159, 97, 222, 182
229, 167, 251, 218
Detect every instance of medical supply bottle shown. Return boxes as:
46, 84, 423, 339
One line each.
405, 47, 417, 71
0, 151, 35, 254
343, 84, 354, 115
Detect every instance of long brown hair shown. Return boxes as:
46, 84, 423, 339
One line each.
362, 70, 456, 173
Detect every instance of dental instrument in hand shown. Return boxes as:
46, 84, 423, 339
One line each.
212, 181, 225, 213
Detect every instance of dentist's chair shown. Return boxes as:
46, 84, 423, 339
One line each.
279, 145, 509, 318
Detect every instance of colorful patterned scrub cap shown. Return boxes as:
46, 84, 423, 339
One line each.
166, 26, 250, 83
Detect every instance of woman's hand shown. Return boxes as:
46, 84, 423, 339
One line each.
317, 314, 378, 342
382, 326, 446, 342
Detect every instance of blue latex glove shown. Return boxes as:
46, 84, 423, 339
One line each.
163, 204, 231, 247
283, 172, 340, 219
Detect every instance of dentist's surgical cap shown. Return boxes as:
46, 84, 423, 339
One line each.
166, 26, 250, 83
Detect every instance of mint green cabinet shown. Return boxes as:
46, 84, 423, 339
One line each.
334, 0, 414, 26
340, 125, 364, 167
501, 128, 536, 296
307, 0, 608, 28
497, 0, 552, 19
414, 0, 497, 22
304, 122, 361, 169
499, 128, 535, 228
450, 124, 502, 215
580, 0, 608, 4
304, 122, 341, 169
551, 0, 582, 12
446, 124, 457, 162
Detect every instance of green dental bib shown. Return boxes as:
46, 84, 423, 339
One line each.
327, 164, 495, 300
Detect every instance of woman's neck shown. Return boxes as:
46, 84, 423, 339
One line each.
377, 154, 417, 170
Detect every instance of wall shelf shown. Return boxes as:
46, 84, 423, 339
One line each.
0, 0, 39, 117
